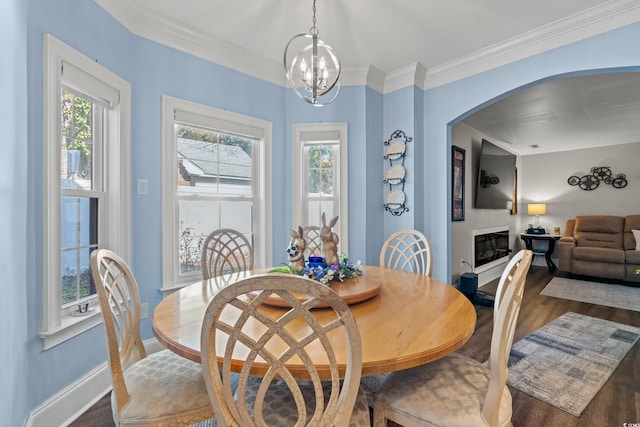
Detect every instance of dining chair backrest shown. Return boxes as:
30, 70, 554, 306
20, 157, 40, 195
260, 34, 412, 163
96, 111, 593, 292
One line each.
201, 228, 254, 279
302, 225, 322, 258
90, 249, 146, 414
483, 249, 532, 426
92, 249, 216, 426
380, 229, 433, 276
494, 249, 527, 324
200, 273, 364, 427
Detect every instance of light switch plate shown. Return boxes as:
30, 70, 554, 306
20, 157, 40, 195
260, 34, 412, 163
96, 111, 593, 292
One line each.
137, 179, 149, 195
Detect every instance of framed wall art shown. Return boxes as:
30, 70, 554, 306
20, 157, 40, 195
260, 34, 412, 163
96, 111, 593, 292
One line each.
452, 145, 465, 221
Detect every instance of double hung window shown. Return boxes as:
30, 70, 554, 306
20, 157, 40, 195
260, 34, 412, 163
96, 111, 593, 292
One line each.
41, 34, 130, 349
292, 123, 348, 253
162, 96, 271, 289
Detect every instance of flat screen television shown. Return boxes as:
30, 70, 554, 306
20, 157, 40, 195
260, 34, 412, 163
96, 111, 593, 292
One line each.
474, 139, 516, 210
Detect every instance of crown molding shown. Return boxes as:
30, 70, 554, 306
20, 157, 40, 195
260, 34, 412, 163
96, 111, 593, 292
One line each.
381, 63, 429, 94
424, 0, 640, 89
96, 0, 286, 86
340, 65, 385, 93
97, 0, 640, 92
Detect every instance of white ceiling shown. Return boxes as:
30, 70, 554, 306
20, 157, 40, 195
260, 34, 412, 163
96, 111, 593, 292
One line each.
462, 72, 640, 156
96, 0, 640, 155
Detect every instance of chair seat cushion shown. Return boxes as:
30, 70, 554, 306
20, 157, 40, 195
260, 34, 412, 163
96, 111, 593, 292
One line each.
242, 380, 371, 427
118, 350, 214, 426
375, 353, 512, 427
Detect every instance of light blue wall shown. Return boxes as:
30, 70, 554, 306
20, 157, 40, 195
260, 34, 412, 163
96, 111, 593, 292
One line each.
8, 0, 640, 422
364, 87, 385, 264
423, 22, 640, 281
382, 86, 420, 236
126, 34, 286, 322
1, 1, 28, 425
284, 85, 375, 263
24, 0, 288, 417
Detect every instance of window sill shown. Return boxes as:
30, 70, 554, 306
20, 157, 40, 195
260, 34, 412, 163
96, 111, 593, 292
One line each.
160, 283, 189, 297
39, 308, 103, 350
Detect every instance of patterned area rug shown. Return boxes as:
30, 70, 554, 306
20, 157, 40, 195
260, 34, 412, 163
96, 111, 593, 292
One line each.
507, 312, 640, 416
541, 277, 640, 312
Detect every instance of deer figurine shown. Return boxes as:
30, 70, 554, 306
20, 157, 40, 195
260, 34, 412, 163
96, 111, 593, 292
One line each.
320, 213, 340, 266
287, 226, 307, 273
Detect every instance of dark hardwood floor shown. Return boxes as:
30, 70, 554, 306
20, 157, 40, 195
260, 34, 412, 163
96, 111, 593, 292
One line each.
71, 266, 640, 427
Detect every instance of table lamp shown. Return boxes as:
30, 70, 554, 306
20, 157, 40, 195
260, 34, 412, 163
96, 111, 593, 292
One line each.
527, 203, 547, 232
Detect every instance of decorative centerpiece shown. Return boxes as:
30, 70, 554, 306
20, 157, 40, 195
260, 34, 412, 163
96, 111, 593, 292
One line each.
320, 213, 340, 266
271, 214, 363, 285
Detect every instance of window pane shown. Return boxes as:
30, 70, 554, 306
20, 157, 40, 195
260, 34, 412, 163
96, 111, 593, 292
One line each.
220, 201, 253, 233
176, 125, 253, 197
61, 196, 98, 304
61, 248, 94, 305
61, 90, 95, 190
306, 145, 334, 196
307, 200, 335, 226
178, 200, 219, 275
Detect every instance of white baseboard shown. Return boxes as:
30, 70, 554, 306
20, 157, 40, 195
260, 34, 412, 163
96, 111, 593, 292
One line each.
25, 362, 111, 427
26, 338, 161, 427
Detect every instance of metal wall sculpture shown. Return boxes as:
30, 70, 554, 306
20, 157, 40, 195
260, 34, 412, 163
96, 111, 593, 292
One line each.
567, 166, 627, 191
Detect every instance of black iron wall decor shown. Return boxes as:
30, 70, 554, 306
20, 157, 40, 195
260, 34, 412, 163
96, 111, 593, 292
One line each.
567, 166, 627, 191
479, 170, 500, 188
383, 130, 411, 216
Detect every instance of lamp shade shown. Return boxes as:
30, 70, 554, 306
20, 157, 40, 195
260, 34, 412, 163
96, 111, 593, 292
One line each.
527, 203, 547, 215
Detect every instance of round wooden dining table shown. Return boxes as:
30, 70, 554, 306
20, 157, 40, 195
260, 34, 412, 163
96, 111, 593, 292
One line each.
152, 265, 476, 378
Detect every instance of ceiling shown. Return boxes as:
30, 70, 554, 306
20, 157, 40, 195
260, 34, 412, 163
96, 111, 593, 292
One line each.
96, 0, 640, 155
462, 72, 640, 156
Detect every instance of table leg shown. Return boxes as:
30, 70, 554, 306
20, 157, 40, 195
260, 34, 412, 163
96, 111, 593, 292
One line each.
545, 239, 557, 272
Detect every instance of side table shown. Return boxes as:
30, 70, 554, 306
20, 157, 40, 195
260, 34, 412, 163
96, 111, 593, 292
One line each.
519, 233, 561, 272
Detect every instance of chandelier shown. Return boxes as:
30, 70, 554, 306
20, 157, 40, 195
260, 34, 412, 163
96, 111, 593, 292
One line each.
283, 0, 341, 106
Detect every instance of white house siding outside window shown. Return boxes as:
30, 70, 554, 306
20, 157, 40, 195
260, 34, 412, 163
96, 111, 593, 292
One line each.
292, 123, 348, 254
40, 34, 131, 349
162, 96, 272, 289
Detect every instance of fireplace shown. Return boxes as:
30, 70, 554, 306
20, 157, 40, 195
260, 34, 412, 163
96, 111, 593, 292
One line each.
472, 226, 510, 272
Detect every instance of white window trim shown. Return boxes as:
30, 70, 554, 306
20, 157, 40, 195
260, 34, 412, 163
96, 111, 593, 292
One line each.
161, 96, 272, 290
40, 34, 131, 349
292, 123, 349, 254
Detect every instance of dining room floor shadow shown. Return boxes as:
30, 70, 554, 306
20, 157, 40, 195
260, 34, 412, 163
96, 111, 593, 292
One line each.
72, 266, 640, 427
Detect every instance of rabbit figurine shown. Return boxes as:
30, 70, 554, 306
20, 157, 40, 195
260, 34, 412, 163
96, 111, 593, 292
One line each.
287, 226, 307, 273
320, 213, 340, 266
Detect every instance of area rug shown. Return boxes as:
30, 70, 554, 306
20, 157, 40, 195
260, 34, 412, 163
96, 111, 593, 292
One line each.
541, 277, 640, 312
507, 312, 640, 416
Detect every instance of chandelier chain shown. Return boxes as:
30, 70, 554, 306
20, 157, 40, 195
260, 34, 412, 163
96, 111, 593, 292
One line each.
310, 0, 318, 35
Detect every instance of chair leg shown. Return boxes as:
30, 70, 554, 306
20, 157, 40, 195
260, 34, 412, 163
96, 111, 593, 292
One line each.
372, 401, 387, 427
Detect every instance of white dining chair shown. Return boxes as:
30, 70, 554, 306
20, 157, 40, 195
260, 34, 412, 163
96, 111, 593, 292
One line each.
361, 229, 434, 407
379, 229, 432, 276
201, 228, 254, 279
495, 249, 527, 320
372, 250, 532, 427
302, 225, 323, 258
200, 273, 371, 426
90, 249, 215, 426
